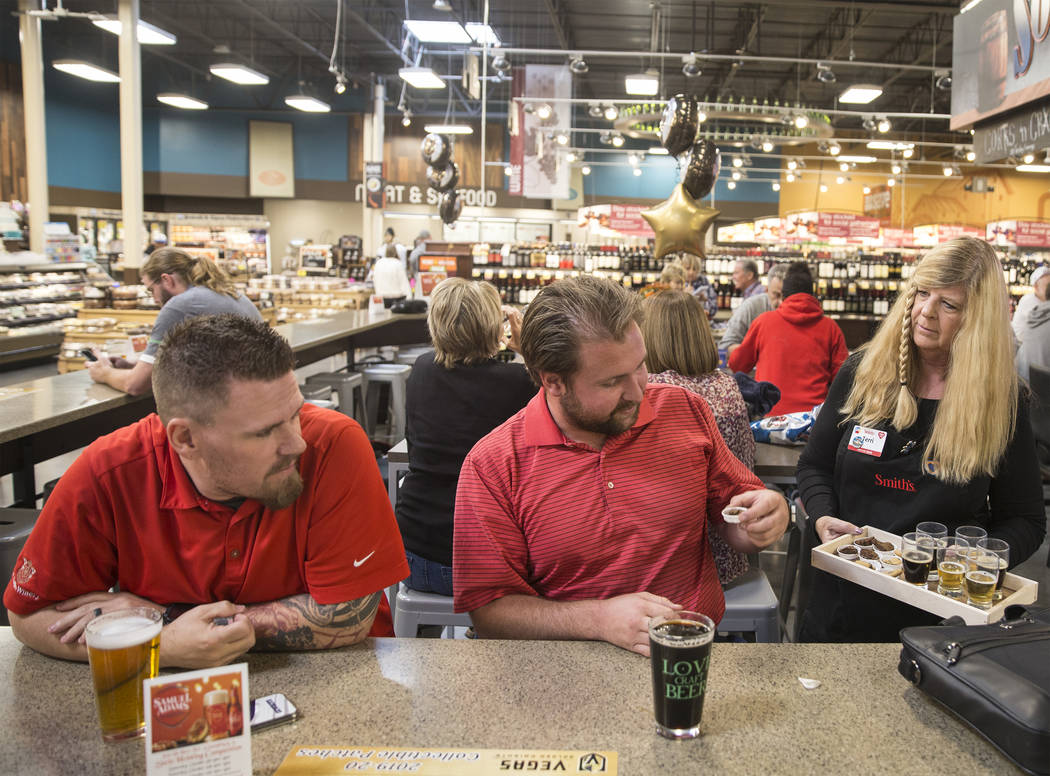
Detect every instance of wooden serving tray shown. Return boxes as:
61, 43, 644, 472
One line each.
811, 525, 1038, 625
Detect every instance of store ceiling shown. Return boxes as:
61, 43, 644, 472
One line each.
4, 0, 965, 142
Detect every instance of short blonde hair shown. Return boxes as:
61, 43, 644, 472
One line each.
641, 290, 718, 376
428, 278, 502, 368
660, 263, 689, 287
676, 253, 702, 275
842, 237, 1017, 482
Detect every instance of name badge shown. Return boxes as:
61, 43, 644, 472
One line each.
847, 425, 887, 457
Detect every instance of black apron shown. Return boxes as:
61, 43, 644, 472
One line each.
800, 399, 991, 642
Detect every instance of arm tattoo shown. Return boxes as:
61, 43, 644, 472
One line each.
248, 592, 381, 651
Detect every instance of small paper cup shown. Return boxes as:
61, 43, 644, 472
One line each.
722, 506, 747, 524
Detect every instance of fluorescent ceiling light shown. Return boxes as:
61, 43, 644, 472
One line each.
157, 92, 208, 110
399, 67, 446, 89
465, 23, 501, 46
625, 71, 659, 96
866, 140, 914, 151
285, 94, 331, 112
52, 60, 120, 82
647, 147, 670, 155
92, 17, 176, 45
210, 63, 269, 85
423, 123, 474, 134
1016, 164, 1050, 173
960, 0, 984, 12
404, 20, 471, 44
835, 155, 877, 164
839, 84, 883, 104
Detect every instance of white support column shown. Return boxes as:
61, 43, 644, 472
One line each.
118, 0, 144, 274
362, 79, 385, 257
18, 0, 49, 254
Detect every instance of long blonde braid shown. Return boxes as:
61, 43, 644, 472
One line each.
893, 283, 917, 430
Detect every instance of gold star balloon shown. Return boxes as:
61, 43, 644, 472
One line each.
641, 183, 720, 260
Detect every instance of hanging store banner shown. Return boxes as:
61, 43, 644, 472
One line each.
576, 204, 654, 237
508, 68, 524, 196
989, 219, 1050, 246
783, 212, 818, 241
987, 219, 1018, 245
520, 64, 571, 200
951, 0, 1050, 130
364, 163, 385, 209
716, 222, 755, 243
754, 217, 781, 243
863, 185, 892, 221
972, 101, 1050, 163
815, 213, 881, 242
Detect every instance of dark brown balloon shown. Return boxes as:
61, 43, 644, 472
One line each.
439, 190, 463, 224
421, 133, 452, 168
681, 139, 720, 200
660, 94, 699, 157
427, 161, 459, 192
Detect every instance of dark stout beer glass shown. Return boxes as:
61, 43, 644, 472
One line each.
648, 611, 714, 739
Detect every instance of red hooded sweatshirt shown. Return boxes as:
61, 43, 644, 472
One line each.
728, 293, 848, 416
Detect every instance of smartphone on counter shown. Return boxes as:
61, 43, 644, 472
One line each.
80, 348, 98, 361
249, 693, 300, 732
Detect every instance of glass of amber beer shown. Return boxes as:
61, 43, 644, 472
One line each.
85, 608, 163, 741
648, 611, 714, 740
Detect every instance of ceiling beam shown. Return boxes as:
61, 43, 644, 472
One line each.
541, 0, 575, 51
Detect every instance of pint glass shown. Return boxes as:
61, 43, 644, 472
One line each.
648, 611, 714, 739
85, 607, 163, 742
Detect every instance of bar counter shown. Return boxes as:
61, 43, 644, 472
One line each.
0, 630, 1018, 774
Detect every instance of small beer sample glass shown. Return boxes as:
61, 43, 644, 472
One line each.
936, 537, 969, 599
964, 550, 999, 610
955, 525, 988, 557
916, 522, 948, 581
85, 607, 163, 742
901, 532, 933, 586
977, 537, 1010, 602
648, 611, 714, 740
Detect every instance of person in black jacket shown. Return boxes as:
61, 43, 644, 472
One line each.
796, 237, 1045, 642
396, 278, 535, 595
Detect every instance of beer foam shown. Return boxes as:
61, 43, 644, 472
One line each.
649, 620, 714, 649
86, 615, 162, 650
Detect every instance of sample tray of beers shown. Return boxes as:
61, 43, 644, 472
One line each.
812, 526, 1038, 626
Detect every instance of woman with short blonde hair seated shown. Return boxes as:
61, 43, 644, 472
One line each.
396, 278, 535, 595
642, 290, 755, 585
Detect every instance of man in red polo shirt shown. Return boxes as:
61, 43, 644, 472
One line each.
4, 315, 408, 668
453, 277, 789, 656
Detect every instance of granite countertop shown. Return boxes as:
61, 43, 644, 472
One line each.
0, 631, 1020, 775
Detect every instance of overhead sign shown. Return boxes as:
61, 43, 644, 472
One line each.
972, 101, 1050, 163
988, 219, 1050, 246
576, 204, 654, 237
951, 0, 1050, 129
519, 65, 571, 200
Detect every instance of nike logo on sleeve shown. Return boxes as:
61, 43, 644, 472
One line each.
353, 550, 376, 567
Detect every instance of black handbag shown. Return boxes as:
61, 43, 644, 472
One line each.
898, 606, 1050, 776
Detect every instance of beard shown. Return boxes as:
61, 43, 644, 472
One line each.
561, 388, 640, 438
201, 451, 304, 510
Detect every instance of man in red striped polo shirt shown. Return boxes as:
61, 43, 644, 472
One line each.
453, 276, 789, 656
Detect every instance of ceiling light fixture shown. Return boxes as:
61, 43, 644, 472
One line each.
334, 73, 347, 94
599, 131, 612, 145
839, 84, 883, 104
862, 116, 877, 132
285, 94, 331, 113
732, 156, 743, 168
210, 63, 268, 85
877, 117, 892, 133
935, 69, 952, 90
772, 182, 781, 191
816, 62, 836, 84
566, 151, 578, 163
836, 155, 877, 164
867, 140, 913, 152
887, 177, 896, 187
603, 104, 619, 121
836, 176, 846, 184
633, 167, 643, 177
943, 164, 954, 176
966, 150, 976, 162
611, 133, 625, 147
891, 162, 902, 175
696, 109, 707, 123
554, 131, 570, 146
433, 0, 452, 10
820, 184, 829, 192
828, 142, 841, 156
787, 159, 798, 171
503, 165, 512, 176
786, 173, 796, 182
92, 17, 176, 45
648, 146, 669, 155
761, 140, 774, 152
1023, 152, 1035, 164
52, 60, 120, 83
1017, 163, 1050, 172
727, 180, 737, 190
492, 55, 511, 75
902, 147, 914, 159
536, 103, 553, 120
731, 170, 742, 181
423, 123, 474, 134
157, 92, 208, 110
794, 114, 809, 129
404, 20, 472, 44
464, 23, 501, 46
863, 186, 871, 194
587, 102, 603, 118
581, 165, 592, 175
625, 70, 659, 96
569, 56, 589, 75
401, 111, 412, 127
682, 53, 702, 78
399, 66, 446, 89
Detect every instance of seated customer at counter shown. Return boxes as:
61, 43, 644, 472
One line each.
5, 315, 408, 667
86, 248, 262, 396
796, 237, 1045, 642
453, 276, 789, 656
396, 278, 535, 595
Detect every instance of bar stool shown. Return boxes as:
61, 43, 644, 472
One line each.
718, 567, 781, 643
305, 372, 366, 426
395, 346, 432, 367
0, 508, 40, 626
392, 582, 472, 638
358, 364, 411, 444
299, 382, 335, 410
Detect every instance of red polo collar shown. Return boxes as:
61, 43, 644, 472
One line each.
521, 388, 656, 448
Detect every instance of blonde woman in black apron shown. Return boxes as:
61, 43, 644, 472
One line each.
796, 237, 1045, 642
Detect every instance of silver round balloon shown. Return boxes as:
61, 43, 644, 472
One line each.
420, 133, 452, 168
660, 94, 699, 157
439, 190, 463, 224
426, 161, 459, 192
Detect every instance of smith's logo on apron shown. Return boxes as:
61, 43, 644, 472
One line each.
874, 473, 916, 492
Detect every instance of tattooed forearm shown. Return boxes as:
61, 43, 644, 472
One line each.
245, 592, 381, 651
